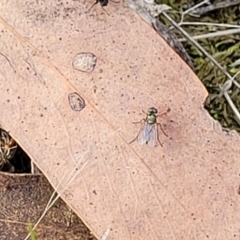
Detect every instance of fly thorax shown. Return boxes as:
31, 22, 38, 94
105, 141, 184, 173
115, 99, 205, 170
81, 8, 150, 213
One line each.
147, 115, 156, 124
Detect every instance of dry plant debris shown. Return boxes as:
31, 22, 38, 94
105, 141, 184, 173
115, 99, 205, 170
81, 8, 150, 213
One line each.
0, 173, 96, 240
157, 0, 240, 130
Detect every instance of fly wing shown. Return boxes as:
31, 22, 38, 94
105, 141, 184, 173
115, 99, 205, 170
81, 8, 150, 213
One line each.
147, 123, 158, 147
137, 122, 147, 145
137, 122, 155, 146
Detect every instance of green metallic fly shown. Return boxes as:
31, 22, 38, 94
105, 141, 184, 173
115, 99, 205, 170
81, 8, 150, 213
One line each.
130, 107, 170, 147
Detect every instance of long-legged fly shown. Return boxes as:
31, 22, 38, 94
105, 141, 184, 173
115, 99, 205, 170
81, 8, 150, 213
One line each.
130, 107, 170, 147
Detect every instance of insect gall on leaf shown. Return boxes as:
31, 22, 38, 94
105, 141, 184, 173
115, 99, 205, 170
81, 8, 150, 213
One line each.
68, 92, 86, 112
129, 107, 170, 147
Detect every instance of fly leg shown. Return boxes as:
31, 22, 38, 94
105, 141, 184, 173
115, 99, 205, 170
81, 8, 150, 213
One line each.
157, 122, 168, 137
157, 108, 170, 146
87, 0, 99, 11
87, 0, 110, 15
156, 127, 163, 147
156, 122, 168, 147
158, 108, 171, 117
129, 119, 145, 144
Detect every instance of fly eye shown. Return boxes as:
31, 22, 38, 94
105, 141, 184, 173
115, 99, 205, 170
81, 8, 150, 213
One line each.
148, 107, 157, 114
148, 110, 153, 114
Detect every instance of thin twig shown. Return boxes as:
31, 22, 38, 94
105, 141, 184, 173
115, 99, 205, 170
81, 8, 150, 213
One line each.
191, 0, 240, 16
179, 22, 240, 29
179, 28, 240, 42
